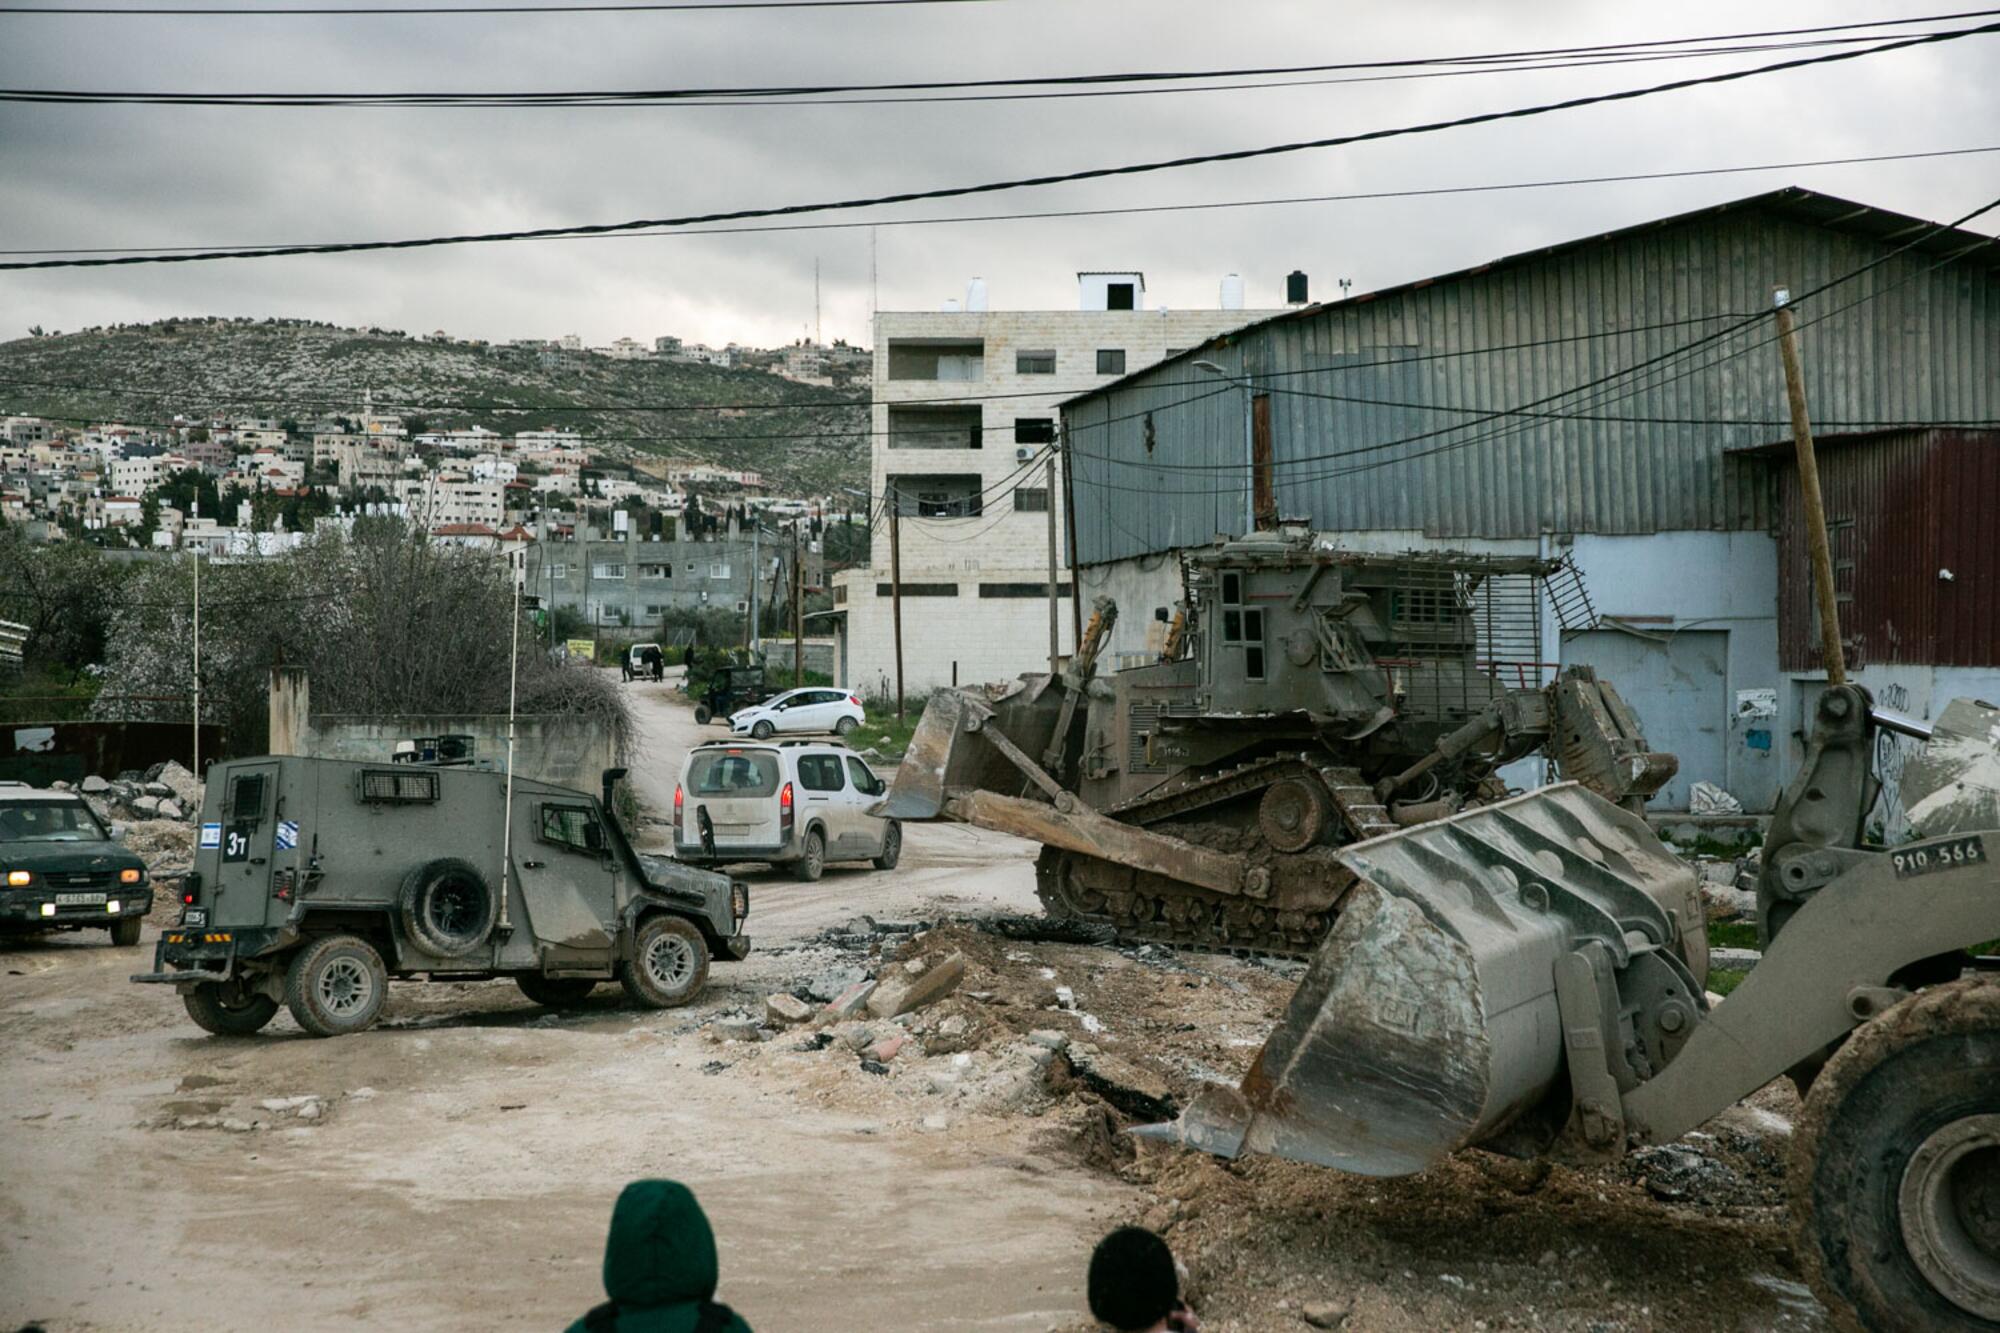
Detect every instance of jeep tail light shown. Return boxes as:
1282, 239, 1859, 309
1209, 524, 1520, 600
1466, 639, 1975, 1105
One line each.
779, 781, 794, 837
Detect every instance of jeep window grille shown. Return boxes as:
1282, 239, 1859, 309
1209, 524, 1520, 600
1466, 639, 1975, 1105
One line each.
228, 772, 267, 821
359, 770, 440, 804
539, 804, 600, 852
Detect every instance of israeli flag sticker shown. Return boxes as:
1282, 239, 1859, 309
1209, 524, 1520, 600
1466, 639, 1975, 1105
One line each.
199, 822, 222, 849
276, 820, 300, 851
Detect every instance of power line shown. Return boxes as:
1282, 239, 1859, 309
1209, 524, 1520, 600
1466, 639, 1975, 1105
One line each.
0, 0, 996, 14
10, 145, 1990, 257
12, 19, 1991, 106
6, 23, 1994, 273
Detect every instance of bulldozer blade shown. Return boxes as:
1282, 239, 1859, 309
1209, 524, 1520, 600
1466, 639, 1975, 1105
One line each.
1138, 783, 1698, 1176
876, 676, 1064, 821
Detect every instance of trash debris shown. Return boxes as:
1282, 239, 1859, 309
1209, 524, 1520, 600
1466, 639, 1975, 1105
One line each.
1688, 781, 1743, 815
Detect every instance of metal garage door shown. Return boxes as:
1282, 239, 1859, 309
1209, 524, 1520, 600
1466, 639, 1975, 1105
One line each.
1561, 628, 1727, 812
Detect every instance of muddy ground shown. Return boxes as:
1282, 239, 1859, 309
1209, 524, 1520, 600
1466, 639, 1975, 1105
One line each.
0, 678, 1829, 1331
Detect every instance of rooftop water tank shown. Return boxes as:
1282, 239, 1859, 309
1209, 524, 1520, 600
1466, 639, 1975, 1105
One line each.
966, 278, 988, 312
1220, 274, 1245, 310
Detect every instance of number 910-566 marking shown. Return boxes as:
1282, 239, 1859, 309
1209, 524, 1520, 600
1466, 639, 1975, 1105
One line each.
1891, 835, 1985, 878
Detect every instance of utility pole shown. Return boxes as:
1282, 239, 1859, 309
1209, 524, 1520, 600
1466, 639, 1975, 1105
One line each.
497, 546, 522, 934
1772, 285, 1845, 684
888, 483, 904, 719
190, 495, 200, 777
1062, 429, 1082, 650
1045, 451, 1060, 677
747, 518, 759, 654
791, 520, 804, 686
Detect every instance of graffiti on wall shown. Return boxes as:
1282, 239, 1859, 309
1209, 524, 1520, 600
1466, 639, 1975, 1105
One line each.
1869, 681, 1919, 842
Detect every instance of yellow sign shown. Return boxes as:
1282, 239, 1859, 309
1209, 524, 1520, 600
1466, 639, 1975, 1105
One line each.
565, 638, 597, 662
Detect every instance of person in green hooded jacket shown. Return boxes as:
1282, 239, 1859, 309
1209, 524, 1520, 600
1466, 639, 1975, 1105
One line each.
568, 1180, 753, 1333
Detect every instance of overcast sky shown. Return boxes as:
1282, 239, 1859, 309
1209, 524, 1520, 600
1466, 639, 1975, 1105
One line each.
1, 1, 1995, 350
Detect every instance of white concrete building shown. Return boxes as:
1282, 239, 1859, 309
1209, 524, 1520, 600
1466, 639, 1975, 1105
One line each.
109, 454, 167, 496
831, 272, 1281, 695
398, 472, 506, 529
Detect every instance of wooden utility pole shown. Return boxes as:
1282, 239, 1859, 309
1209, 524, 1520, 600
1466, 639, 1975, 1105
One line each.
1773, 286, 1845, 684
1046, 452, 1061, 677
888, 484, 905, 719
791, 520, 804, 686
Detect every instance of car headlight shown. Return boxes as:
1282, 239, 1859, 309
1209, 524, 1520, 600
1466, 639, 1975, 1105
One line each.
119, 868, 142, 884
7, 870, 30, 887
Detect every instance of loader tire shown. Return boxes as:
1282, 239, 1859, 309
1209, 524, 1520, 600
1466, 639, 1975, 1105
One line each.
399, 857, 496, 958
1791, 977, 2000, 1332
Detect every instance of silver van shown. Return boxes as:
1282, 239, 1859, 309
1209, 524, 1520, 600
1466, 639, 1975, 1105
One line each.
672, 740, 900, 881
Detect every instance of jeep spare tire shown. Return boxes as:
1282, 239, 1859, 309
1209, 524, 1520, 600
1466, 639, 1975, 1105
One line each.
399, 857, 497, 957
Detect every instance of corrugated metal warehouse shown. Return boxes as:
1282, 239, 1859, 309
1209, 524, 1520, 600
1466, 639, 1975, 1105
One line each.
1058, 188, 2000, 813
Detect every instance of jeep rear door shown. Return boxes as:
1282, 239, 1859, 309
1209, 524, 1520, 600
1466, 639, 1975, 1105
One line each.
210, 761, 283, 926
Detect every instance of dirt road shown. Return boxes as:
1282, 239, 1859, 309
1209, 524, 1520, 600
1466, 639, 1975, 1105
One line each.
3, 678, 1829, 1331
0, 679, 1119, 1332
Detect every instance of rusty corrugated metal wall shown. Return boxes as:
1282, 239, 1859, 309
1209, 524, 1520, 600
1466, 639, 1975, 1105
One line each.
1777, 428, 2000, 670
1065, 203, 2000, 564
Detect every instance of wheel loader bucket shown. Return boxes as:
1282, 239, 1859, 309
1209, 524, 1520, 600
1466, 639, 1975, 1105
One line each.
876, 675, 1065, 821
1137, 783, 1702, 1176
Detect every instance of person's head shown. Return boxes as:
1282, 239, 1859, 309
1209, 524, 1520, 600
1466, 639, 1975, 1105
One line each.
599, 1179, 720, 1309
1087, 1226, 1180, 1332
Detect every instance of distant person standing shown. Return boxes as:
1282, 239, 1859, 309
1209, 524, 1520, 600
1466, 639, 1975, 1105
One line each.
1087, 1226, 1200, 1332
570, 1180, 752, 1333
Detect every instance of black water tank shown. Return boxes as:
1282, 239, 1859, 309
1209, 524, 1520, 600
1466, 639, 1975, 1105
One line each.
1286, 270, 1309, 304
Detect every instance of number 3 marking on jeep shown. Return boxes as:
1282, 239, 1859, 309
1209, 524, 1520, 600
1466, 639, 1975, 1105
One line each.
223, 829, 251, 863
1890, 835, 1984, 878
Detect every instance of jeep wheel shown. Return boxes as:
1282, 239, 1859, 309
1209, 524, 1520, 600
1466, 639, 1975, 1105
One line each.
285, 935, 389, 1038
515, 973, 598, 1008
110, 917, 143, 947
693, 704, 712, 725
751, 719, 775, 740
872, 820, 902, 871
620, 915, 709, 1009
399, 857, 497, 958
789, 828, 825, 882
183, 980, 279, 1036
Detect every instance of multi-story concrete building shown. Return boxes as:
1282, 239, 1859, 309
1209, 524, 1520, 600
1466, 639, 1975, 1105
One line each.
830, 271, 1282, 695
522, 530, 766, 629
397, 472, 505, 529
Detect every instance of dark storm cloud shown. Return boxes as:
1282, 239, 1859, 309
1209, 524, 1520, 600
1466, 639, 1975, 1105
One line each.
1, 0, 1995, 347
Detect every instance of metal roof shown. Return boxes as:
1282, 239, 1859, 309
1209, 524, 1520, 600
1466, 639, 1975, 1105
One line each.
1061, 187, 2000, 409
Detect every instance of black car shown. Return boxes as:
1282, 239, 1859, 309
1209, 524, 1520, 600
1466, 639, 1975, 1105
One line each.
0, 787, 152, 947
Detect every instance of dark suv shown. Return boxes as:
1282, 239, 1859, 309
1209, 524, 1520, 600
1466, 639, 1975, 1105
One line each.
0, 786, 152, 947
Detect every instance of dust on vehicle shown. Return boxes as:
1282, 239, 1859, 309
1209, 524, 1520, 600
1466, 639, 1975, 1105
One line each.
0, 785, 152, 948
132, 756, 750, 1037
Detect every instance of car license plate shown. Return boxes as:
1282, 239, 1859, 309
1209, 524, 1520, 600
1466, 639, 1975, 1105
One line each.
55, 892, 107, 906
182, 907, 209, 928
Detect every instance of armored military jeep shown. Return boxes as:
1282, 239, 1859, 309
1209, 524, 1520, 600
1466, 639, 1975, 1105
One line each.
132, 757, 750, 1037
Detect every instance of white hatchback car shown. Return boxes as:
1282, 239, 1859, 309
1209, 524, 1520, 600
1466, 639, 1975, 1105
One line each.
729, 687, 866, 740
673, 740, 899, 881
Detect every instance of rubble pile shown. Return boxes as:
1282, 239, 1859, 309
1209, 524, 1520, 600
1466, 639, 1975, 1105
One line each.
51, 760, 203, 892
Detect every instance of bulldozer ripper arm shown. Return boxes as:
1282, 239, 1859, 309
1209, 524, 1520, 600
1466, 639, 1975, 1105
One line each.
942, 789, 1269, 900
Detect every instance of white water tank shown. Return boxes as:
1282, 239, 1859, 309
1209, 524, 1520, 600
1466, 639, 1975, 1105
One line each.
942, 298, 962, 313
966, 278, 988, 312
1220, 273, 1245, 310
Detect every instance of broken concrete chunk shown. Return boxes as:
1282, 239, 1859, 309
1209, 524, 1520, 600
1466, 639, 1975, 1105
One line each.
81, 774, 111, 794
711, 1017, 763, 1043
1302, 1301, 1350, 1329
804, 964, 868, 1003
816, 980, 877, 1025
1025, 1029, 1069, 1053
863, 1033, 908, 1064
865, 951, 965, 1019
764, 993, 814, 1026
1066, 1044, 1178, 1121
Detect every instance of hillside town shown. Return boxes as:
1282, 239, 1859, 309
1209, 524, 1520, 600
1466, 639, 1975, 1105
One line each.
3, 5, 1998, 1333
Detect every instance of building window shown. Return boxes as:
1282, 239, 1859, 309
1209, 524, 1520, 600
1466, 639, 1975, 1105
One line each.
876, 582, 960, 597
833, 584, 847, 605
639, 562, 671, 579
888, 474, 983, 519
709, 562, 731, 579
888, 405, 982, 450
591, 562, 625, 580
1013, 486, 1049, 513
885, 339, 985, 381
1106, 283, 1136, 311
1096, 349, 1126, 375
1016, 350, 1056, 375
979, 582, 1072, 598
543, 564, 568, 584
1014, 418, 1056, 446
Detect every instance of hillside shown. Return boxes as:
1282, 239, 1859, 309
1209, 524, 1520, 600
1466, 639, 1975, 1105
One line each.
0, 318, 869, 492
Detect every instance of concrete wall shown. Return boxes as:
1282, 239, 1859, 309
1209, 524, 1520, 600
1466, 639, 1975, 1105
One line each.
267, 667, 617, 794
833, 575, 1072, 695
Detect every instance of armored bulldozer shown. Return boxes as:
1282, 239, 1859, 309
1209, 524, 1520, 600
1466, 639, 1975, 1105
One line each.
1144, 687, 2000, 1333
884, 529, 1675, 954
